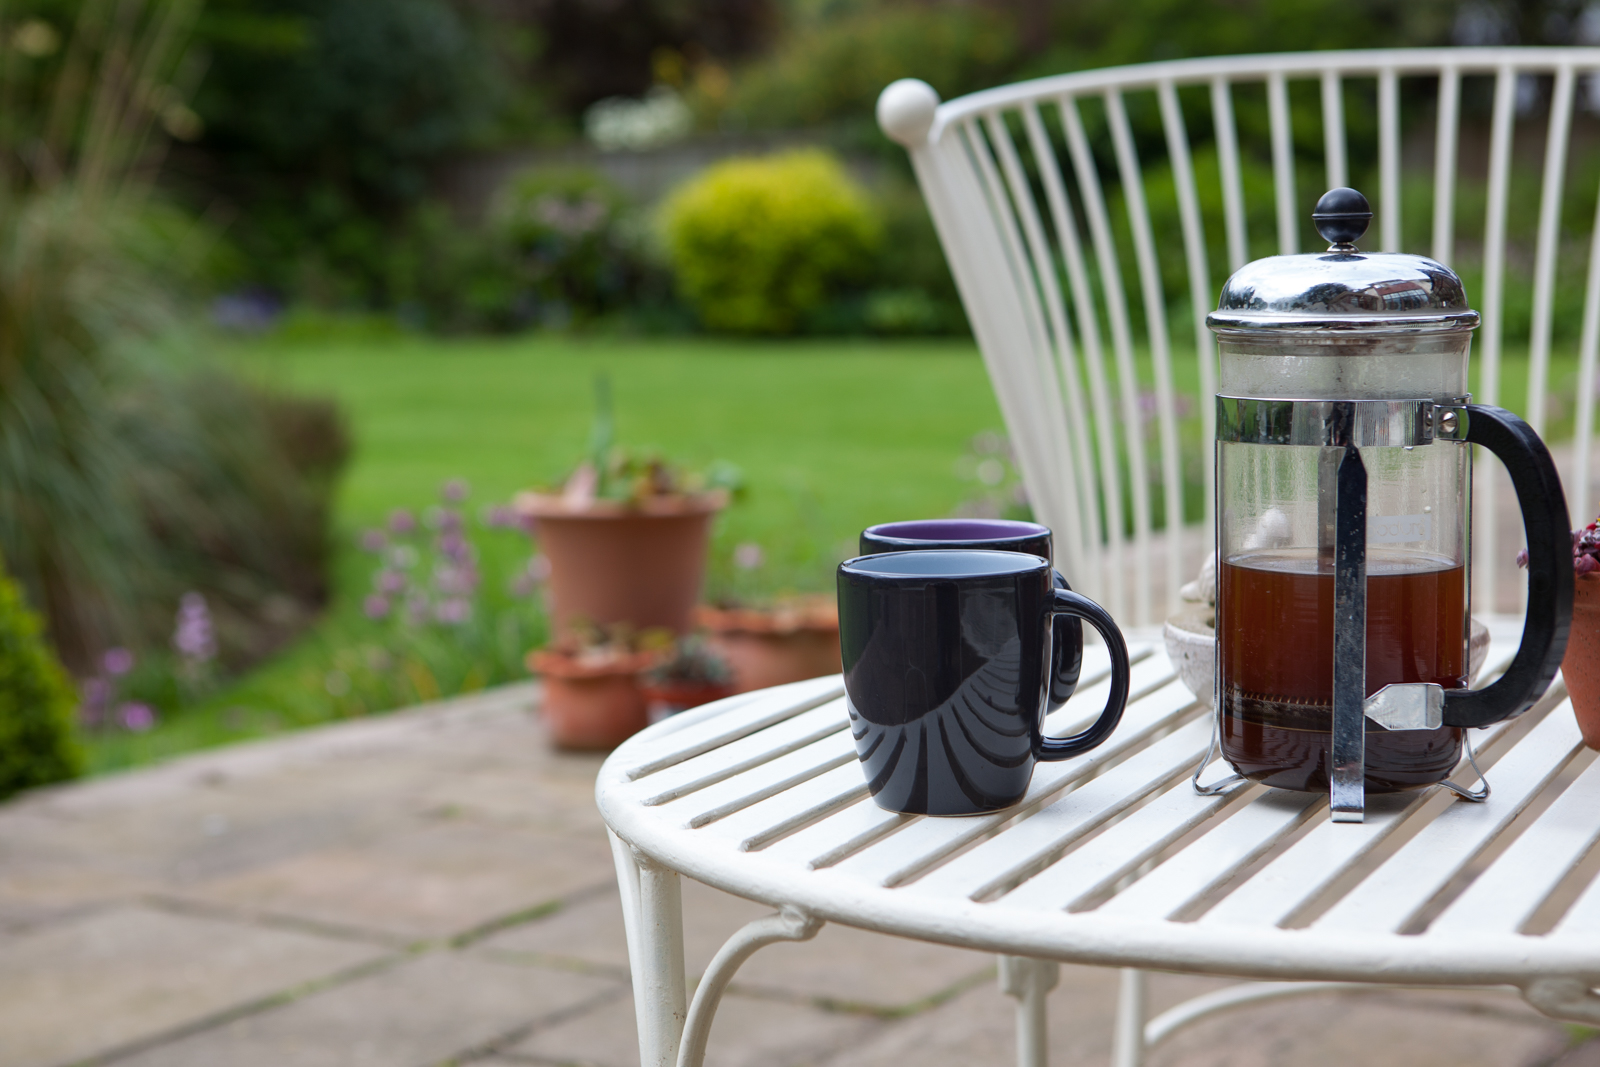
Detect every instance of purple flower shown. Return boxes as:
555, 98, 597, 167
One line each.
509, 572, 540, 598
435, 507, 464, 534
359, 528, 387, 553
441, 478, 470, 502
1580, 554, 1599, 577
376, 570, 407, 595
102, 647, 134, 677
119, 703, 156, 732
172, 592, 216, 663
434, 598, 471, 625
483, 504, 517, 528
434, 564, 479, 597
733, 543, 764, 570
437, 531, 471, 562
79, 677, 111, 725
387, 544, 419, 570
404, 594, 430, 626
363, 594, 391, 619
388, 508, 417, 535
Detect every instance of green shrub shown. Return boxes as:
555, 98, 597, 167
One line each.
661, 149, 880, 333
0, 560, 82, 801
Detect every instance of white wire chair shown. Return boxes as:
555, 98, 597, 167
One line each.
879, 47, 1600, 629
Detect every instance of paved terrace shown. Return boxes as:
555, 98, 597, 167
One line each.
3, 683, 1598, 1067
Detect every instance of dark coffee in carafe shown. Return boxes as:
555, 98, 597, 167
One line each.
1218, 550, 1467, 792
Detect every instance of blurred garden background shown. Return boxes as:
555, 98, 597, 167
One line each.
5, 0, 1600, 792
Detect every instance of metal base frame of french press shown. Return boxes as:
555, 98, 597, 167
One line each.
1194, 396, 1490, 822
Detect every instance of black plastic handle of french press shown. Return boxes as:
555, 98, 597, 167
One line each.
1442, 405, 1574, 729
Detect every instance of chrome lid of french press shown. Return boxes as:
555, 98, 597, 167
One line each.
1207, 188, 1480, 336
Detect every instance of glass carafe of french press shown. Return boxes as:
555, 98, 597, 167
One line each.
1207, 188, 1574, 822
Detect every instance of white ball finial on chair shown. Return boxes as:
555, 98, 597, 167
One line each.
877, 79, 940, 148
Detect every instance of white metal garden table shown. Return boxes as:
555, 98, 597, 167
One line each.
597, 619, 1600, 1067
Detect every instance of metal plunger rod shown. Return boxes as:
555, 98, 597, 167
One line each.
1331, 444, 1368, 822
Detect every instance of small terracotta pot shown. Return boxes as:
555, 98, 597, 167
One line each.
639, 679, 738, 722
1566, 575, 1600, 749
528, 649, 659, 750
696, 600, 841, 693
516, 491, 727, 638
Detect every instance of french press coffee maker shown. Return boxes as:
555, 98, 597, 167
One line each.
1204, 188, 1574, 822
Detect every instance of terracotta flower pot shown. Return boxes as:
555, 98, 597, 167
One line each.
696, 599, 841, 694
1566, 575, 1600, 749
516, 491, 727, 637
528, 649, 659, 750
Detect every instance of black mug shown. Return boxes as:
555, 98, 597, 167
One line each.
860, 519, 1081, 710
838, 550, 1130, 816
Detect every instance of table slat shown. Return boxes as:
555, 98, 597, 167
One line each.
621, 677, 844, 780
1096, 790, 1322, 919
1428, 731, 1600, 936
907, 710, 1212, 902
652, 731, 858, 829
832, 671, 1195, 889
1313, 706, 1583, 934
638, 699, 849, 806
995, 765, 1243, 912
696, 760, 869, 853
749, 647, 1168, 874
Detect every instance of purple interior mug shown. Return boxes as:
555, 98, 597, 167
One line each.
859, 519, 1082, 710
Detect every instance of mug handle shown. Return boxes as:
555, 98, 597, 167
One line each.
1035, 588, 1130, 761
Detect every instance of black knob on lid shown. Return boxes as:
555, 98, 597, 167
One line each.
1312, 187, 1372, 250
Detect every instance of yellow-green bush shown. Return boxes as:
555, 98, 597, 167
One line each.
0, 559, 81, 802
661, 150, 880, 333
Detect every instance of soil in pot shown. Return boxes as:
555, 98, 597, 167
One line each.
528, 649, 658, 750
1567, 575, 1600, 749
517, 492, 726, 636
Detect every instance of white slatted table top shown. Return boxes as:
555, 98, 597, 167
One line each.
596, 619, 1600, 988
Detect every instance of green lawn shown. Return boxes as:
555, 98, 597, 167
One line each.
242, 333, 1004, 571
85, 333, 1008, 771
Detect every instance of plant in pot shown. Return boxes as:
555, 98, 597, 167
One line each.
514, 375, 740, 638
527, 622, 672, 750
696, 595, 841, 693
640, 634, 736, 723
696, 541, 840, 693
1525, 515, 1600, 747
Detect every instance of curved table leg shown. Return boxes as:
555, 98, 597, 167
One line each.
677, 908, 823, 1067
610, 833, 689, 1067
999, 955, 1060, 1067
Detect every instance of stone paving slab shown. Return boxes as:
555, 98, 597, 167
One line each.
0, 905, 386, 1067
481, 878, 995, 1012
510, 988, 882, 1067
185, 820, 615, 942
111, 952, 621, 1067
1143, 985, 1569, 1067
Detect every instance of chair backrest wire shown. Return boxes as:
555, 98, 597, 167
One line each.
885, 47, 1600, 625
